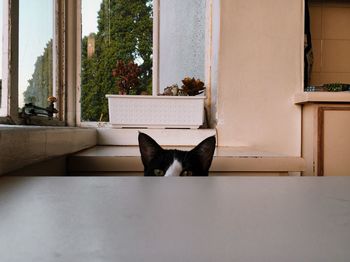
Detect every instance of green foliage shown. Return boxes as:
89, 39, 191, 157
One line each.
81, 0, 153, 121
23, 40, 53, 108
323, 83, 350, 92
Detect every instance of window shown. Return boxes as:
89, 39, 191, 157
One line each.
305, 0, 350, 92
0, 0, 18, 120
158, 0, 207, 94
18, 0, 54, 109
79, 0, 212, 124
0, 0, 216, 126
0, 0, 63, 124
80, 0, 153, 122
0, 0, 6, 116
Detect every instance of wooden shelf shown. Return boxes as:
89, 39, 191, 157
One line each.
294, 92, 350, 104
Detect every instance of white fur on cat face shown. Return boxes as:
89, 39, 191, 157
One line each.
164, 159, 183, 177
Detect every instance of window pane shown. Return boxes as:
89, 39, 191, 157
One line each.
159, 0, 206, 93
19, 0, 53, 109
81, 0, 153, 121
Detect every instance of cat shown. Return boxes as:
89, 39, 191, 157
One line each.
138, 132, 216, 176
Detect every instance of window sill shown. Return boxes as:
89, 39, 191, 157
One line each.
0, 126, 97, 175
294, 92, 350, 104
68, 145, 305, 175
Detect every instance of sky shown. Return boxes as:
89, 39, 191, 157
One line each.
82, 0, 102, 37
18, 0, 53, 106
0, 0, 102, 106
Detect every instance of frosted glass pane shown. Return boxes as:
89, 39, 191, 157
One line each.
159, 0, 206, 92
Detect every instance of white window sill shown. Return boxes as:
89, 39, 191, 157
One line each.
68, 145, 305, 175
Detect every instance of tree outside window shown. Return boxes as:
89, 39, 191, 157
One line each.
81, 0, 153, 122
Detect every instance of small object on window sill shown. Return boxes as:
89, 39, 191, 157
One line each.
19, 97, 64, 126
305, 83, 350, 92
323, 83, 350, 92
47, 96, 58, 117
160, 77, 206, 96
21, 97, 58, 118
161, 84, 182, 96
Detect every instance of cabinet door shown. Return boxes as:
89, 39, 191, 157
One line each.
319, 107, 350, 176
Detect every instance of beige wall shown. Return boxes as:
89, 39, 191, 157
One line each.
216, 0, 303, 155
309, 2, 350, 86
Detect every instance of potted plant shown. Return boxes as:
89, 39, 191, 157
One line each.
323, 83, 350, 92
106, 61, 206, 128
111, 60, 142, 95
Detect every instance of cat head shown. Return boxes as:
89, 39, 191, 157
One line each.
138, 132, 216, 176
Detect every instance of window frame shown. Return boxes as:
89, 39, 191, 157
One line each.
0, 0, 219, 128
76, 0, 217, 128
0, 0, 19, 123
0, 0, 66, 125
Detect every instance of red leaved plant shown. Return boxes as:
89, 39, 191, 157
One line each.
112, 60, 141, 95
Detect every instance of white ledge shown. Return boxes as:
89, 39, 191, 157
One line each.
68, 146, 305, 174
294, 92, 350, 104
0, 126, 97, 174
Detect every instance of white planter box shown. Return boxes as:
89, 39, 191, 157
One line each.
106, 95, 205, 129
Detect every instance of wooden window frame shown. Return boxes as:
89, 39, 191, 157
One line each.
0, 0, 19, 123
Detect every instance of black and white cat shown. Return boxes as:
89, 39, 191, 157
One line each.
138, 132, 216, 176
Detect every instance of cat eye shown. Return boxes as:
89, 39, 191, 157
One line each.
153, 169, 164, 176
180, 170, 193, 176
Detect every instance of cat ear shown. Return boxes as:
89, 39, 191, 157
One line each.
190, 136, 216, 171
138, 132, 163, 167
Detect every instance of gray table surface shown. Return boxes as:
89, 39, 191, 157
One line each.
0, 176, 350, 262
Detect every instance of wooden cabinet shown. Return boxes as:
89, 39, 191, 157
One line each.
301, 103, 350, 176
